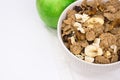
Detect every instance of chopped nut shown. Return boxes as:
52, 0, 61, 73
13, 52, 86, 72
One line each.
70, 36, 76, 44
75, 14, 82, 20
97, 48, 103, 56
93, 38, 101, 47
85, 56, 94, 63
110, 45, 117, 53
75, 13, 90, 23
74, 22, 81, 27
104, 51, 112, 58
77, 27, 85, 34
73, 22, 85, 33
81, 14, 90, 22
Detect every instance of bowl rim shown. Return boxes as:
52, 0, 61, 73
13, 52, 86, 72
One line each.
57, 0, 120, 67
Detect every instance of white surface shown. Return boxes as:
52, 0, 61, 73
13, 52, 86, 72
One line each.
0, 0, 119, 80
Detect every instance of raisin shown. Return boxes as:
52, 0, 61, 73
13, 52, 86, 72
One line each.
104, 17, 109, 22
74, 6, 82, 12
67, 31, 74, 37
88, 41, 94, 45
63, 35, 68, 42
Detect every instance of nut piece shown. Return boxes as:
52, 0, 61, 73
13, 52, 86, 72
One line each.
97, 48, 103, 56
110, 45, 117, 53
75, 13, 90, 22
81, 14, 90, 22
85, 56, 94, 63
95, 56, 110, 64
74, 22, 81, 27
85, 15, 104, 28
70, 43, 82, 55
85, 45, 103, 57
74, 22, 85, 33
93, 38, 101, 47
70, 36, 76, 44
104, 51, 112, 58
75, 14, 83, 20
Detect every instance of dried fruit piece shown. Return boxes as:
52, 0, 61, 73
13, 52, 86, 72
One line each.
117, 49, 120, 61
95, 56, 110, 64
74, 6, 82, 12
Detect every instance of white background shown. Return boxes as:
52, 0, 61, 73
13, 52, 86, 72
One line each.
0, 0, 120, 80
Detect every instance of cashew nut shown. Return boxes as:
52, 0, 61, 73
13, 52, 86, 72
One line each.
110, 45, 117, 53
75, 13, 90, 22
74, 22, 85, 33
75, 14, 82, 20
93, 38, 101, 48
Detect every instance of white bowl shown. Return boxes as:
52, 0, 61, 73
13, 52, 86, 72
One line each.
57, 0, 120, 73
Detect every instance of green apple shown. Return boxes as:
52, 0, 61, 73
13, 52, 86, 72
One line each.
36, 0, 75, 29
